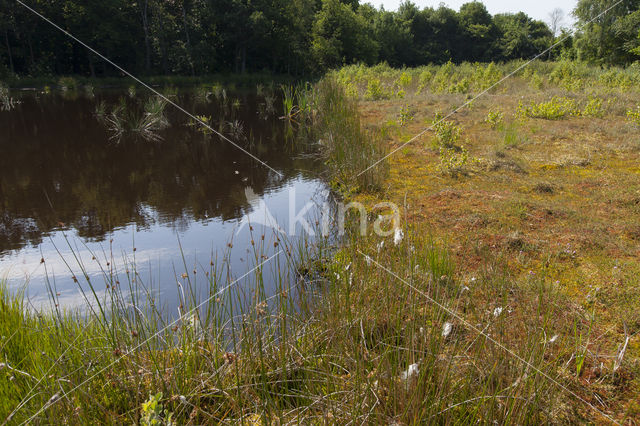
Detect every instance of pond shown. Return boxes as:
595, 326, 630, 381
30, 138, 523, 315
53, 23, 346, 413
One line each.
0, 86, 330, 315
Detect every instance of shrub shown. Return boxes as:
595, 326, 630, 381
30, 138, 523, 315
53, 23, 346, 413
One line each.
438, 145, 474, 176
365, 78, 390, 101
628, 106, 640, 125
395, 71, 412, 89
398, 104, 414, 127
416, 70, 433, 94
432, 112, 462, 148
485, 110, 504, 129
517, 96, 579, 120
581, 97, 605, 118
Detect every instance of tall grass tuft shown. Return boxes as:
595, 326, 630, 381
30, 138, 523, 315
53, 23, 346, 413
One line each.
0, 82, 18, 111
314, 77, 388, 193
96, 95, 169, 142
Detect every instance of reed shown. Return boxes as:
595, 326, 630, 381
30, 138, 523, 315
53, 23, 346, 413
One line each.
96, 95, 169, 142
0, 82, 18, 111
313, 77, 388, 193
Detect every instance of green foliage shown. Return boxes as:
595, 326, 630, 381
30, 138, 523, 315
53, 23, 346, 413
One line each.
628, 106, 640, 125
485, 109, 504, 128
574, 0, 640, 65
549, 61, 587, 90
365, 78, 390, 100
581, 96, 605, 117
394, 71, 412, 89
311, 0, 377, 69
438, 145, 474, 176
501, 122, 526, 148
518, 96, 579, 120
432, 112, 462, 148
397, 104, 414, 127
1, 0, 593, 78
315, 77, 388, 192
141, 393, 174, 426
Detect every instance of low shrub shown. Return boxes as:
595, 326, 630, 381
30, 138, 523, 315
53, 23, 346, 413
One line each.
517, 96, 579, 120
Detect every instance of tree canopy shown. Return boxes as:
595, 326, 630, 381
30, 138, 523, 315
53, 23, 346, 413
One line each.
0, 0, 636, 78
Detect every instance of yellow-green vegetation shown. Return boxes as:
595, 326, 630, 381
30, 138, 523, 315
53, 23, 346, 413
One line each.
628, 106, 640, 125
517, 96, 580, 120
484, 109, 504, 128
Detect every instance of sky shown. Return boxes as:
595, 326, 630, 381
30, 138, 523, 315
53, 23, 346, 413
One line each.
375, 0, 578, 25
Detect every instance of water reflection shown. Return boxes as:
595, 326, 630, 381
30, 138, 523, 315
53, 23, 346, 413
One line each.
0, 88, 327, 311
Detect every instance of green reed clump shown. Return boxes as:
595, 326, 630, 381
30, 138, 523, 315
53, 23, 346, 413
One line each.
96, 95, 169, 142
315, 77, 388, 193
0, 82, 18, 111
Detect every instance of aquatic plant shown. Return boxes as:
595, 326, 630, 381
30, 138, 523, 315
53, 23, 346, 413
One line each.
315, 77, 388, 192
94, 100, 107, 121
281, 84, 298, 121
194, 84, 213, 103
97, 95, 169, 142
84, 84, 95, 98
135, 96, 169, 140
0, 83, 18, 111
226, 119, 245, 141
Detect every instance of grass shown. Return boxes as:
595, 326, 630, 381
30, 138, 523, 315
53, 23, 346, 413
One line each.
2, 60, 640, 423
338, 60, 640, 422
95, 95, 169, 142
0, 227, 590, 424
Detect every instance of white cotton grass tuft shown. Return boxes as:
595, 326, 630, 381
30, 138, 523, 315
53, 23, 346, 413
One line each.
399, 363, 420, 381
493, 307, 503, 317
394, 228, 404, 245
377, 240, 385, 251
442, 322, 453, 337
548, 335, 558, 343
364, 255, 373, 266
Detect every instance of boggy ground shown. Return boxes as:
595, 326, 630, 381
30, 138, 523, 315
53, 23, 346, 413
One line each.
340, 61, 640, 423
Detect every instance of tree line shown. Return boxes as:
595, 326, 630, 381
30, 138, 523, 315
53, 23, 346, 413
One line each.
1, 0, 639, 78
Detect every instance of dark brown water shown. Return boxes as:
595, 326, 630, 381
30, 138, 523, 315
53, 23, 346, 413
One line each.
0, 88, 328, 311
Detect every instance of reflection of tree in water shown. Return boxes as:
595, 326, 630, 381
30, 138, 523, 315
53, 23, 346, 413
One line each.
0, 91, 320, 254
